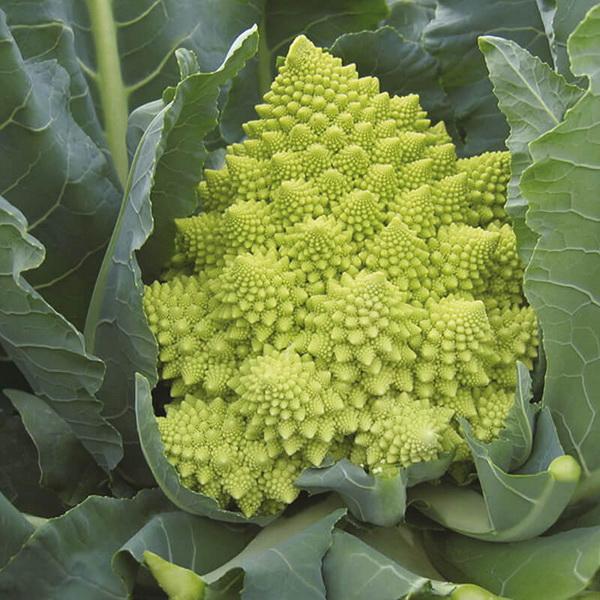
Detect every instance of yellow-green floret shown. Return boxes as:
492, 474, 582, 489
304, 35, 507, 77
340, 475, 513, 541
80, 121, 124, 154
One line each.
145, 36, 538, 517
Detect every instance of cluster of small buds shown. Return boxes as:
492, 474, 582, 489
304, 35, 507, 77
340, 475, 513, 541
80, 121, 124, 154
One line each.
144, 35, 538, 517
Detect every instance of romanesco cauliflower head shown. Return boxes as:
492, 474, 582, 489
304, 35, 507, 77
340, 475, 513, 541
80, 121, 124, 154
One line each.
144, 35, 539, 517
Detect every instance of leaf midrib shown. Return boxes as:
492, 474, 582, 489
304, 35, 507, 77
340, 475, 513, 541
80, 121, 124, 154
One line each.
86, 0, 129, 184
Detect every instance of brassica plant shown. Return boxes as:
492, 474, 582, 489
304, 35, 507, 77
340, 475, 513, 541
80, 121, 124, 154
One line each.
0, 1, 599, 599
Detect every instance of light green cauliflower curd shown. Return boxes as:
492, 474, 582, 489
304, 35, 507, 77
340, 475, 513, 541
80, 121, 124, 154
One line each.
143, 36, 538, 517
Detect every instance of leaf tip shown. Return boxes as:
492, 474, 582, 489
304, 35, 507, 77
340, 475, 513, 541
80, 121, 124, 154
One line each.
477, 36, 495, 54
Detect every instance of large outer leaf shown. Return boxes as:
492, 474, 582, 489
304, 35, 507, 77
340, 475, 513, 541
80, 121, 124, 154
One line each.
520, 5, 600, 482
220, 0, 388, 142
0, 0, 263, 179
113, 511, 257, 593
385, 0, 436, 42
85, 30, 259, 484
479, 35, 583, 263
323, 530, 456, 599
410, 409, 580, 542
5, 389, 107, 505
0, 196, 122, 472
423, 0, 553, 155
548, 0, 600, 79
0, 415, 63, 518
426, 526, 600, 600
0, 489, 172, 599
0, 10, 121, 329
495, 363, 537, 471
0, 493, 33, 570
135, 373, 273, 525
329, 27, 451, 126
137, 44, 260, 281
204, 501, 345, 600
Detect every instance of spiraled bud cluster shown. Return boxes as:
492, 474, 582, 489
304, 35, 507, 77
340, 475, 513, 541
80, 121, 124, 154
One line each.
144, 36, 538, 516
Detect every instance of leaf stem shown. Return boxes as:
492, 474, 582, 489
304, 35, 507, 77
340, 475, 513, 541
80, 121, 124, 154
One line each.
86, 0, 129, 184
257, 16, 271, 99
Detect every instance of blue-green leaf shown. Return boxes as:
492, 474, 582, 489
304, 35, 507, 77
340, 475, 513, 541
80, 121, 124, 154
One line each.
423, 0, 553, 155
204, 501, 346, 600
479, 35, 583, 263
411, 414, 580, 542
520, 5, 600, 485
425, 525, 600, 600
297, 455, 452, 527
0, 415, 64, 517
0, 492, 33, 570
5, 389, 106, 505
0, 196, 122, 472
547, 0, 600, 80
323, 530, 456, 600
113, 511, 257, 594
0, 489, 172, 599
0, 10, 122, 328
385, 0, 436, 42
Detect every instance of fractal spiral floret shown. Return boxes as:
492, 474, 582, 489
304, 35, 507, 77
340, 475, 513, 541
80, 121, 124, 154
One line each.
144, 36, 539, 517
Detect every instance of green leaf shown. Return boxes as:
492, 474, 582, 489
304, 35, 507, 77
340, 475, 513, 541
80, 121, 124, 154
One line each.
425, 526, 600, 600
323, 530, 455, 600
548, 0, 600, 80
423, 0, 553, 155
0, 492, 33, 570
0, 10, 122, 329
479, 35, 583, 263
0, 488, 172, 599
385, 0, 436, 42
516, 408, 563, 473
410, 414, 580, 542
0, 196, 122, 472
139, 33, 259, 280
0, 354, 28, 415
204, 501, 346, 600
5, 389, 107, 505
135, 373, 274, 525
346, 524, 447, 582
520, 4, 600, 483
85, 29, 259, 484
144, 551, 206, 600
297, 459, 408, 527
0, 3, 107, 153
557, 500, 600, 530
1, 0, 264, 181
114, 511, 257, 591
0, 414, 64, 517
329, 27, 451, 125
220, 0, 388, 143
297, 455, 452, 527
497, 363, 537, 471
469, 423, 577, 538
